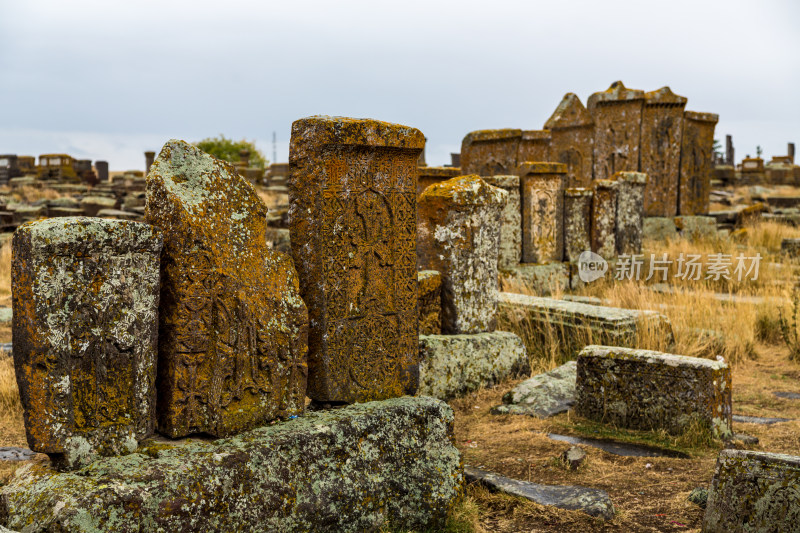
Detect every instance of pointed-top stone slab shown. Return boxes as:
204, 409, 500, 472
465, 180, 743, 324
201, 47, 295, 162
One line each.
587, 81, 645, 111
544, 93, 594, 130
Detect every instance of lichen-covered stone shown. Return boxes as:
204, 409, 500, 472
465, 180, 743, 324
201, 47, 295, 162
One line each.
484, 175, 521, 268
460, 129, 521, 176
576, 345, 732, 437
703, 450, 800, 533
0, 397, 463, 533
587, 81, 644, 182
678, 111, 719, 215
418, 332, 528, 400
418, 175, 507, 334
418, 270, 442, 336
564, 188, 592, 262
544, 93, 595, 188
492, 361, 576, 417
498, 262, 569, 296
643, 216, 678, 241
417, 166, 461, 197
12, 217, 162, 469
612, 171, 646, 255
146, 139, 309, 438
517, 130, 551, 165
640, 87, 686, 216
591, 179, 617, 260
674, 215, 717, 239
289, 117, 421, 403
782, 238, 800, 259
519, 162, 566, 263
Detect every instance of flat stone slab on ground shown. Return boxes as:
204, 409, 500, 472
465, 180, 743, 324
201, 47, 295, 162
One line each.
732, 414, 792, 425
773, 391, 800, 400
546, 434, 690, 458
0, 397, 462, 533
0, 447, 37, 462
491, 361, 575, 417
464, 465, 615, 519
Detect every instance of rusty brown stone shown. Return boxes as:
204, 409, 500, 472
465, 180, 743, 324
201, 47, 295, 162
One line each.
289, 116, 422, 403
418, 270, 442, 336
418, 175, 507, 334
146, 139, 309, 438
564, 188, 593, 262
587, 81, 645, 182
518, 162, 566, 263
517, 130, 551, 165
12, 217, 162, 469
591, 179, 617, 260
417, 166, 462, 197
460, 129, 522, 176
640, 87, 687, 216
544, 93, 595, 188
612, 171, 647, 255
678, 111, 719, 215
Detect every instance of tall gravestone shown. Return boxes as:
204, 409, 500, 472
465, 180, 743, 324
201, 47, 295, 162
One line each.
147, 139, 309, 438
144, 151, 156, 176
591, 179, 617, 260
95, 161, 109, 183
679, 111, 719, 215
789, 142, 795, 163
418, 175, 507, 334
12, 217, 162, 469
564, 188, 593, 262
640, 87, 686, 216
289, 116, 422, 403
484, 175, 522, 269
544, 93, 595, 188
460, 129, 522, 176
613, 171, 647, 255
725, 135, 734, 166
517, 130, 551, 165
519, 162, 566, 263
587, 81, 645, 182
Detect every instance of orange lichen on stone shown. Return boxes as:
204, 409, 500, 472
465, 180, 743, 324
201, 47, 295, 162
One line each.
678, 111, 719, 215
641, 87, 686, 216
289, 116, 423, 403
591, 179, 617, 260
517, 130, 551, 166
418, 270, 442, 336
146, 139, 309, 438
544, 93, 595, 188
518, 162, 567, 263
417, 166, 462, 198
587, 82, 645, 182
460, 129, 522, 176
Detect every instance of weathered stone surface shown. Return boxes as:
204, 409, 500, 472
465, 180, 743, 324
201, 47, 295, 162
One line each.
547, 433, 689, 459
591, 179, 617, 259
564, 188, 592, 262
612, 171, 646, 255
517, 129, 551, 164
460, 129, 521, 176
732, 414, 791, 425
418, 175, 507, 334
79, 196, 118, 217
562, 446, 586, 470
678, 111, 719, 215
498, 262, 569, 296
465, 465, 615, 519
484, 175, 521, 268
418, 331, 527, 400
703, 450, 800, 533
146, 139, 308, 437
544, 93, 594, 188
640, 87, 686, 216
288, 117, 421, 403
674, 215, 717, 240
782, 238, 800, 259
587, 81, 644, 182
417, 166, 461, 197
0, 397, 463, 533
418, 270, 442, 336
12, 217, 162, 469
0, 447, 37, 462
519, 162, 566, 263
576, 345, 732, 437
492, 361, 576, 417
643, 216, 678, 241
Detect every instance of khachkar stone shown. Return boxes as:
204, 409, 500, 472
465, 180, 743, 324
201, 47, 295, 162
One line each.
460, 129, 522, 176
519, 162, 566, 263
417, 166, 461, 197
564, 188, 592, 262
418, 270, 442, 336
418, 175, 507, 334
678, 111, 719, 215
289, 116, 422, 403
640, 87, 686, 216
517, 130, 551, 164
587, 81, 645, 182
703, 450, 800, 532
591, 179, 617, 260
147, 139, 309, 438
612, 171, 647, 255
544, 93, 595, 188
12, 217, 162, 469
484, 175, 521, 269
576, 345, 732, 438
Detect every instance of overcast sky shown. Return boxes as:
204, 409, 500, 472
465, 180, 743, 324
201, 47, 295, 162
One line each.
1, 0, 798, 170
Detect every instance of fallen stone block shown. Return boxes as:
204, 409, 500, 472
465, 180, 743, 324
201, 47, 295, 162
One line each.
732, 414, 792, 425
491, 361, 576, 417
418, 331, 528, 400
703, 450, 800, 533
0, 397, 462, 533
499, 262, 570, 296
547, 433, 689, 458
576, 345, 732, 437
643, 216, 678, 241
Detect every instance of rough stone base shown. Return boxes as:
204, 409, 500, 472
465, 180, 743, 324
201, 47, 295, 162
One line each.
418, 332, 528, 400
0, 397, 462, 533
492, 361, 576, 417
499, 262, 569, 296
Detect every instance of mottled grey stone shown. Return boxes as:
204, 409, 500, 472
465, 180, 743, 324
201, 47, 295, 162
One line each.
0, 447, 37, 462
732, 414, 792, 425
562, 446, 586, 470
0, 397, 462, 533
0, 308, 11, 323
464, 465, 615, 519
499, 262, 569, 296
688, 487, 708, 508
484, 175, 521, 269
643, 216, 678, 241
675, 215, 717, 240
547, 434, 689, 458
564, 188, 592, 262
613, 172, 646, 255
418, 332, 528, 400
492, 361, 576, 417
774, 391, 800, 400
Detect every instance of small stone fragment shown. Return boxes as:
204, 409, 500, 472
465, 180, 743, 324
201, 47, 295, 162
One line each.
688, 487, 708, 508
562, 446, 586, 470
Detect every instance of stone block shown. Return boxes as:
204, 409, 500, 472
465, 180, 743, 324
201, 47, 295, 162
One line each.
96, 209, 140, 221
499, 262, 569, 296
147, 139, 309, 438
564, 187, 592, 262
703, 450, 800, 533
417, 166, 461, 197
460, 129, 521, 176
47, 207, 84, 218
418, 270, 442, 335
0, 397, 463, 533
575, 345, 731, 437
643, 216, 678, 240
484, 175, 521, 269
591, 179, 617, 259
612, 171, 646, 255
678, 111, 718, 215
782, 238, 800, 259
418, 175, 507, 334
289, 117, 421, 403
492, 361, 576, 417
544, 93, 595, 188
517, 129, 551, 164
418, 331, 528, 400
80, 196, 118, 217
12, 217, 162, 470
674, 215, 717, 240
519, 162, 566, 263
587, 81, 644, 182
